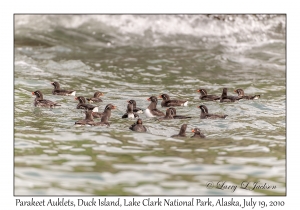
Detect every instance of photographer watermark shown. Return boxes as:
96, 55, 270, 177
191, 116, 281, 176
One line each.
206, 181, 276, 192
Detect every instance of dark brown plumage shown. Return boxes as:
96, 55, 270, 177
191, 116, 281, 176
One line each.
86, 91, 104, 103
75, 110, 95, 126
122, 100, 139, 119
75, 96, 98, 112
128, 99, 143, 113
198, 105, 227, 119
157, 108, 174, 121
32, 90, 60, 108
144, 96, 165, 117
51, 81, 76, 96
197, 89, 220, 101
168, 107, 192, 119
92, 112, 103, 118
93, 104, 116, 127
129, 119, 147, 132
220, 88, 242, 102
234, 89, 260, 100
159, 94, 188, 107
171, 124, 187, 138
191, 128, 206, 138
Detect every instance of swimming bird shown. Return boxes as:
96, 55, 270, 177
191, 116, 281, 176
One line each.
159, 93, 188, 107
234, 89, 260, 100
197, 89, 220, 101
128, 99, 143, 113
129, 118, 147, 132
191, 128, 206, 138
51, 81, 76, 96
157, 108, 174, 121
122, 100, 139, 119
171, 124, 187, 138
75, 96, 98, 112
168, 107, 192, 119
93, 104, 117, 127
198, 105, 228, 119
32, 90, 60, 108
86, 91, 104, 103
220, 88, 242, 102
144, 96, 165, 117
75, 110, 95, 126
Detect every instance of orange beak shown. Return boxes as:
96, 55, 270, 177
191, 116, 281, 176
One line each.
32, 92, 35, 95
197, 89, 200, 92
191, 129, 195, 133
158, 95, 162, 98
112, 106, 117, 109
75, 97, 78, 100
147, 98, 151, 101
234, 90, 237, 93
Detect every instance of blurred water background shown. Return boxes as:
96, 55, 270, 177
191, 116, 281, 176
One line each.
14, 14, 286, 195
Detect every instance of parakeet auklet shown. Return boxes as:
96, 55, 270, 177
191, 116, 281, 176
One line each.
128, 99, 143, 113
197, 89, 220, 101
129, 118, 147, 132
32, 90, 60, 108
191, 128, 206, 138
157, 108, 174, 121
144, 96, 165, 117
75, 110, 95, 126
75, 96, 99, 112
93, 104, 116, 127
234, 89, 260, 100
168, 107, 191, 119
220, 88, 242, 102
159, 93, 188, 107
171, 124, 187, 138
86, 91, 104, 103
198, 105, 227, 119
122, 100, 139, 119
51, 81, 76, 96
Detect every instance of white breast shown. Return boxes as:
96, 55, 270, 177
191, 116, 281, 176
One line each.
182, 101, 188, 106
144, 108, 155, 117
67, 91, 76, 96
92, 107, 99, 112
128, 113, 135, 119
